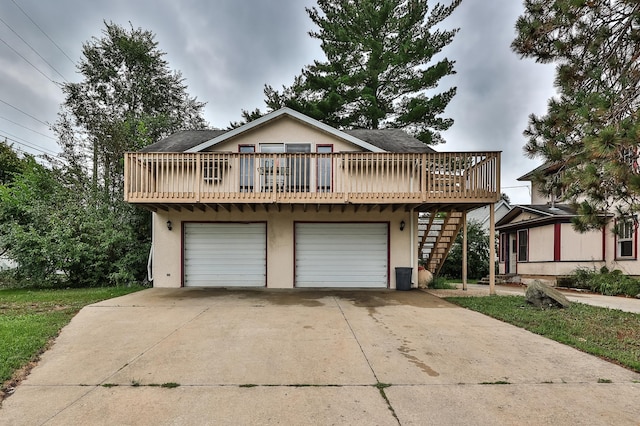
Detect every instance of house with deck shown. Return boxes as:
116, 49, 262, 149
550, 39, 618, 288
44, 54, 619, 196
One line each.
124, 108, 501, 289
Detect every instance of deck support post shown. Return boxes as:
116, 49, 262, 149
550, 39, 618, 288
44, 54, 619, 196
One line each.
489, 203, 496, 295
462, 211, 467, 291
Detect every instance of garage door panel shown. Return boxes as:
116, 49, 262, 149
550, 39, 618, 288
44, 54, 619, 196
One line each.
184, 223, 266, 287
296, 223, 388, 288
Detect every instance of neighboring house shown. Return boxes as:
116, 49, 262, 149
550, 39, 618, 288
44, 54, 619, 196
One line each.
124, 108, 500, 289
496, 167, 638, 284
466, 199, 512, 230
0, 254, 17, 270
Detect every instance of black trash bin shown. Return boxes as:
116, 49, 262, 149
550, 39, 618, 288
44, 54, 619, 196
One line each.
395, 267, 412, 291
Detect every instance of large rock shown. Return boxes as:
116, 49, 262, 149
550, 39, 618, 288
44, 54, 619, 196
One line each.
525, 281, 571, 308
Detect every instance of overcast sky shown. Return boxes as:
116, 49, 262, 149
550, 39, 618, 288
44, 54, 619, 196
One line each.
0, 0, 556, 204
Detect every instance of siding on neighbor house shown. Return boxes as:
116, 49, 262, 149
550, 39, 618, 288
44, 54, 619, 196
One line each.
499, 219, 640, 281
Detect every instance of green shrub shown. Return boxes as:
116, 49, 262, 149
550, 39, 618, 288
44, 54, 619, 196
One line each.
569, 267, 640, 296
429, 276, 457, 289
439, 221, 491, 280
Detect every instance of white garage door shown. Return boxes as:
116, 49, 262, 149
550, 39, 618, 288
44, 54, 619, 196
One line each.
295, 223, 388, 288
184, 223, 266, 287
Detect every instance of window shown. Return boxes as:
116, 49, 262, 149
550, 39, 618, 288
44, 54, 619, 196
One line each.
499, 233, 510, 262
317, 145, 333, 192
621, 147, 640, 174
203, 162, 221, 182
239, 145, 255, 192
517, 230, 528, 262
617, 219, 636, 259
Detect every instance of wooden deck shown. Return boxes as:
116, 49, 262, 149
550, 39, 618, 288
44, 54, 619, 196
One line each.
124, 152, 500, 209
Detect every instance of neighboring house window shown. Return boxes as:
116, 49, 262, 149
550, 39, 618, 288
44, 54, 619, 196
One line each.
499, 233, 508, 262
620, 147, 640, 174
517, 230, 528, 262
616, 219, 636, 259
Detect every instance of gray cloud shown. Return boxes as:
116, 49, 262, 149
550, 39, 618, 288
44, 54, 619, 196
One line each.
0, 0, 557, 204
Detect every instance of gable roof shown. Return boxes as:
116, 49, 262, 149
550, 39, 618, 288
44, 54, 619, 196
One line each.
467, 199, 512, 225
185, 108, 384, 153
518, 162, 561, 181
138, 108, 434, 153
496, 203, 578, 229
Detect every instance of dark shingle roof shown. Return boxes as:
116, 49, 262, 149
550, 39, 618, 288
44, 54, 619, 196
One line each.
139, 127, 434, 153
344, 129, 435, 153
140, 130, 227, 152
496, 203, 580, 229
521, 204, 578, 216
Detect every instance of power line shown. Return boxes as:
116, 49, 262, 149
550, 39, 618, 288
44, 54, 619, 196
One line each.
0, 129, 58, 155
0, 97, 49, 127
9, 145, 60, 167
0, 114, 57, 141
0, 35, 61, 87
0, 16, 68, 82
10, 0, 76, 66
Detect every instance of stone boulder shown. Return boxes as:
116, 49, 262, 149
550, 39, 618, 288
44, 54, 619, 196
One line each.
525, 281, 571, 308
417, 267, 433, 289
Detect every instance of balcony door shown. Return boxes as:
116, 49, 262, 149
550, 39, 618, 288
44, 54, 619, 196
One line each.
259, 143, 310, 192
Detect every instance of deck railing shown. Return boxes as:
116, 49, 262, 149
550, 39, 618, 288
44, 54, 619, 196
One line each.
124, 152, 500, 204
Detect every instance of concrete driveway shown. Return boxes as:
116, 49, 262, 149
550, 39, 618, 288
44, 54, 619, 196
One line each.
2, 288, 639, 425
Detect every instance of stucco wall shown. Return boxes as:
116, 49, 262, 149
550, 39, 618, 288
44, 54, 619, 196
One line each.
207, 116, 365, 153
151, 206, 416, 289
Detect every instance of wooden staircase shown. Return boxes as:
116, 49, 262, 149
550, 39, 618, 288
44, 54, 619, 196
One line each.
418, 211, 465, 275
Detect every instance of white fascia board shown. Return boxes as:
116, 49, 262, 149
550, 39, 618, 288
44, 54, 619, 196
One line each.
184, 107, 385, 153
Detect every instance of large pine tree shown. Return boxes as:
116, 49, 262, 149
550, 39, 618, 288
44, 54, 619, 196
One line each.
264, 0, 461, 145
512, 1, 640, 229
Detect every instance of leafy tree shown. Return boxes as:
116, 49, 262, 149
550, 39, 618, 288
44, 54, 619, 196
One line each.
263, 0, 461, 144
1, 22, 208, 287
512, 1, 640, 230
0, 139, 26, 185
0, 158, 148, 287
59, 21, 208, 199
439, 221, 490, 279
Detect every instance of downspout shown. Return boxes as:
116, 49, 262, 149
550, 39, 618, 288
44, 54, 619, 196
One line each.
147, 245, 153, 283
147, 216, 154, 283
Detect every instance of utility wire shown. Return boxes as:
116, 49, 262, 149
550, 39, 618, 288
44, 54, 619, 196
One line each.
0, 115, 57, 141
0, 16, 68, 82
0, 97, 50, 127
10, 0, 76, 66
0, 129, 58, 155
9, 145, 61, 166
0, 35, 60, 86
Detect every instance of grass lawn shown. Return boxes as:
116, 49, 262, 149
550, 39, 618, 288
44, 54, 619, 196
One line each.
0, 286, 145, 387
445, 295, 640, 373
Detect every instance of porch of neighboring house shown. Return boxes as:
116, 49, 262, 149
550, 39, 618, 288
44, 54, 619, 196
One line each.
124, 150, 501, 290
